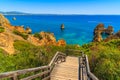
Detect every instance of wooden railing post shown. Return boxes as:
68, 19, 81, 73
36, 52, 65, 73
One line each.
10, 74, 18, 80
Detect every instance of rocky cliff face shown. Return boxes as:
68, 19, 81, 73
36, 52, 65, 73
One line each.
0, 14, 66, 54
28, 32, 66, 46
0, 32, 14, 54
93, 23, 114, 42
0, 14, 10, 26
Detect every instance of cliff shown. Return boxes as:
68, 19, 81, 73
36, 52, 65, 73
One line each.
28, 32, 66, 46
0, 14, 66, 54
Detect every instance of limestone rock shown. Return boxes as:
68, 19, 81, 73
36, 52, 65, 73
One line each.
28, 32, 66, 46
0, 14, 10, 26
94, 23, 104, 34
0, 33, 14, 54
14, 26, 25, 33
57, 39, 66, 46
93, 23, 114, 42
93, 24, 104, 42
93, 32, 103, 42
104, 30, 120, 42
105, 26, 114, 35
26, 27, 32, 34
28, 32, 56, 46
61, 24, 65, 30
12, 17, 16, 20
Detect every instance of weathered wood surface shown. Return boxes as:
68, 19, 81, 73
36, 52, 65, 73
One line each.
50, 56, 79, 80
21, 70, 50, 80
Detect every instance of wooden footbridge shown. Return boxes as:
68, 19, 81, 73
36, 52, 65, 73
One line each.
0, 50, 99, 80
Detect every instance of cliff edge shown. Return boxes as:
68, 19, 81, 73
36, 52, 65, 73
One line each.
0, 14, 66, 54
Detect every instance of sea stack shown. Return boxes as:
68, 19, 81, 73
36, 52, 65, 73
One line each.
93, 23, 114, 42
61, 24, 65, 30
13, 17, 16, 20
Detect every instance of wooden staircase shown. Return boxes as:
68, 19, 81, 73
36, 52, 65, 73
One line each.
51, 56, 78, 80
0, 51, 99, 80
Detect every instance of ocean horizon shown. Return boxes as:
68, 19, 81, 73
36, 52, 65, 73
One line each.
5, 15, 120, 45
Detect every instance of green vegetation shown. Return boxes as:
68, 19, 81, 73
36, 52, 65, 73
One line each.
13, 30, 28, 40
0, 27, 5, 33
0, 39, 120, 80
33, 33, 43, 40
0, 40, 66, 73
81, 40, 120, 80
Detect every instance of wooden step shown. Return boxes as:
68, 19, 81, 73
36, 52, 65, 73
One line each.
50, 56, 79, 80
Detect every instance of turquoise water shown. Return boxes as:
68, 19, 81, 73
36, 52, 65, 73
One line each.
5, 15, 120, 45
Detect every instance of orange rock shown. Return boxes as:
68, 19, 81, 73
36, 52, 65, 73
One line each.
57, 39, 66, 46
93, 23, 114, 42
0, 32, 15, 54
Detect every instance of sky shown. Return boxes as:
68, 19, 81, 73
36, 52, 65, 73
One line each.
0, 0, 120, 14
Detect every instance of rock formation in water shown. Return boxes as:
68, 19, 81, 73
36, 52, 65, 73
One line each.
93, 23, 114, 42
105, 26, 114, 35
61, 24, 65, 30
104, 30, 120, 42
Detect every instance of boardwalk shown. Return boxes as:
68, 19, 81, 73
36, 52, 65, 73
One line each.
51, 56, 79, 80
0, 51, 98, 80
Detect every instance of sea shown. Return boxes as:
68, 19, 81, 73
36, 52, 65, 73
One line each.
5, 15, 120, 45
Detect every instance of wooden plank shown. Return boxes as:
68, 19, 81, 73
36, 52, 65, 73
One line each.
21, 70, 50, 80
51, 56, 78, 80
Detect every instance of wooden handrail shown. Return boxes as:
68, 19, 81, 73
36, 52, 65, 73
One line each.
49, 51, 66, 72
0, 51, 66, 80
78, 52, 99, 80
0, 66, 49, 79
49, 51, 66, 66
85, 55, 99, 80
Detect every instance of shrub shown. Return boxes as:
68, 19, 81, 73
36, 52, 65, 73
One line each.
13, 30, 28, 40
0, 27, 5, 33
33, 33, 42, 40
87, 40, 120, 80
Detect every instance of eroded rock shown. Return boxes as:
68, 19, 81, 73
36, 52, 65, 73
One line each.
93, 23, 114, 42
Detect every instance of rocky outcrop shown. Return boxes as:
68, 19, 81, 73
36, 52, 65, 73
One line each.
57, 39, 66, 46
26, 27, 32, 34
93, 32, 103, 42
28, 32, 66, 46
0, 14, 32, 34
104, 31, 120, 42
61, 24, 65, 30
105, 26, 114, 35
93, 23, 114, 42
0, 14, 10, 26
94, 24, 105, 35
0, 32, 14, 54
